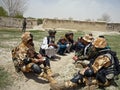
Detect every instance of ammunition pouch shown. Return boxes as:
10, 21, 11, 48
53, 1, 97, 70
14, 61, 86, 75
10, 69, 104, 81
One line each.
23, 58, 32, 65
96, 70, 106, 84
71, 72, 83, 84
31, 64, 42, 74
84, 69, 94, 77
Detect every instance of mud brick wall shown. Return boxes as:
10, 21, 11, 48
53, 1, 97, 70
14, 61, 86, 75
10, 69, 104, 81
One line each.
0, 17, 37, 29
43, 18, 107, 31
107, 23, 120, 32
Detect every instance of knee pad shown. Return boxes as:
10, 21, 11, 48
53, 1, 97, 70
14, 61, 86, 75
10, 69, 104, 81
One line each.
23, 58, 32, 65
96, 72, 106, 84
21, 66, 29, 72
84, 69, 94, 77
70, 73, 83, 84
31, 64, 42, 74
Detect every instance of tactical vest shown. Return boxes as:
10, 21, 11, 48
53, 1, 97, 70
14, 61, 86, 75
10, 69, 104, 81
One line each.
90, 49, 120, 75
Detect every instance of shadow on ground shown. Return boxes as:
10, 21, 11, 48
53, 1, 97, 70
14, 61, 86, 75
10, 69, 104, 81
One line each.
23, 72, 49, 84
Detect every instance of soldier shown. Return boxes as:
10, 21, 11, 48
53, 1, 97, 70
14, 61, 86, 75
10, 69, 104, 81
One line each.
73, 34, 94, 67
50, 37, 120, 90
22, 18, 27, 32
12, 32, 56, 83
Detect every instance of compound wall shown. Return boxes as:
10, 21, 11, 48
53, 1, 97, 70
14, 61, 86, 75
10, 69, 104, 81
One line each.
43, 18, 107, 31
0, 17, 37, 29
107, 23, 120, 32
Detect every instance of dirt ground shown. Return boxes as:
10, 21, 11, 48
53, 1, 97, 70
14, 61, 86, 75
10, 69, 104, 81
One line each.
0, 31, 120, 90
0, 49, 76, 90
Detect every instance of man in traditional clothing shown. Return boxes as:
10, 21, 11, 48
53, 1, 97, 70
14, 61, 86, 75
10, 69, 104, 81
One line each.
39, 30, 58, 58
73, 34, 94, 66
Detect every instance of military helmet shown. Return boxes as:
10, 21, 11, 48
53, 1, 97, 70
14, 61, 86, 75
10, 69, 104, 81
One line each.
83, 34, 93, 43
92, 37, 107, 48
21, 32, 33, 44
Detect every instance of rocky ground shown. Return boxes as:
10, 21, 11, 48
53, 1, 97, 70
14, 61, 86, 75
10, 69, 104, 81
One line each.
0, 31, 120, 90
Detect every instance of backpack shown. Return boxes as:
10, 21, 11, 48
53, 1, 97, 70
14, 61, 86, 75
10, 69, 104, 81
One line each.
89, 49, 120, 75
108, 50, 120, 75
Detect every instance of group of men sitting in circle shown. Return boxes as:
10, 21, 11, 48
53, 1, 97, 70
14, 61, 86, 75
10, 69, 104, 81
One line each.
11, 30, 120, 90
39, 30, 75, 58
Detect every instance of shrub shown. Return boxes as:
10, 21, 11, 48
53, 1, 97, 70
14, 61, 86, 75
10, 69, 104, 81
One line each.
0, 7, 8, 17
37, 18, 43, 25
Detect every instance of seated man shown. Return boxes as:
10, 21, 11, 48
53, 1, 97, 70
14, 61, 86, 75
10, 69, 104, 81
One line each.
50, 37, 120, 90
57, 36, 68, 55
39, 30, 58, 58
12, 32, 56, 83
65, 32, 75, 53
74, 37, 85, 53
73, 34, 94, 66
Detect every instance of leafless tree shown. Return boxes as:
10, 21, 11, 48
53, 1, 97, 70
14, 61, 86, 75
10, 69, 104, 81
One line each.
97, 13, 111, 22
0, 0, 28, 16
85, 19, 92, 22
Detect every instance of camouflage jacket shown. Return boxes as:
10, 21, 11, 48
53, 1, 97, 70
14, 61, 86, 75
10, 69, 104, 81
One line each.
12, 42, 37, 65
75, 43, 95, 60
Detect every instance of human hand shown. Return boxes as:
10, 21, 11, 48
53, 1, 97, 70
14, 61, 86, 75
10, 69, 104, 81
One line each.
37, 54, 43, 59
72, 56, 78, 61
80, 67, 89, 75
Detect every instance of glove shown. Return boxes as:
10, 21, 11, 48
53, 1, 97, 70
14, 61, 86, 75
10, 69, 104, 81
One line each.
23, 58, 32, 65
72, 56, 78, 61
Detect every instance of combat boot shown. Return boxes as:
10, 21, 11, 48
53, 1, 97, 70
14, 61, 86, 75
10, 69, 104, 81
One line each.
39, 72, 57, 84
65, 80, 77, 88
44, 67, 59, 77
50, 80, 77, 90
44, 67, 53, 76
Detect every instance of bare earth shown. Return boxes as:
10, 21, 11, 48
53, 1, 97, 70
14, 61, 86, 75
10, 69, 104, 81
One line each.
0, 31, 120, 90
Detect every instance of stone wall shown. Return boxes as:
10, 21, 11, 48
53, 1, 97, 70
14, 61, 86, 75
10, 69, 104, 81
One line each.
0, 17, 37, 29
43, 18, 107, 31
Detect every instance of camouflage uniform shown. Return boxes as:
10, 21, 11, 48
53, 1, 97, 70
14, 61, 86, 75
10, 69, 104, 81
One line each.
73, 34, 94, 67
50, 37, 119, 90
12, 32, 56, 83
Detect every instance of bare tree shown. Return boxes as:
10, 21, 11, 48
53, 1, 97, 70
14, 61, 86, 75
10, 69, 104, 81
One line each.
98, 13, 111, 22
85, 19, 92, 22
0, 0, 28, 16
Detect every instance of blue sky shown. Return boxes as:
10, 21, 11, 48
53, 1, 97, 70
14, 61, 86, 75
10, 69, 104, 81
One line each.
24, 0, 120, 22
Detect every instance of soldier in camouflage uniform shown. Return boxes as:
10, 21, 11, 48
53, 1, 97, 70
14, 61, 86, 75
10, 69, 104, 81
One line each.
73, 34, 94, 67
50, 37, 119, 90
12, 32, 56, 83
